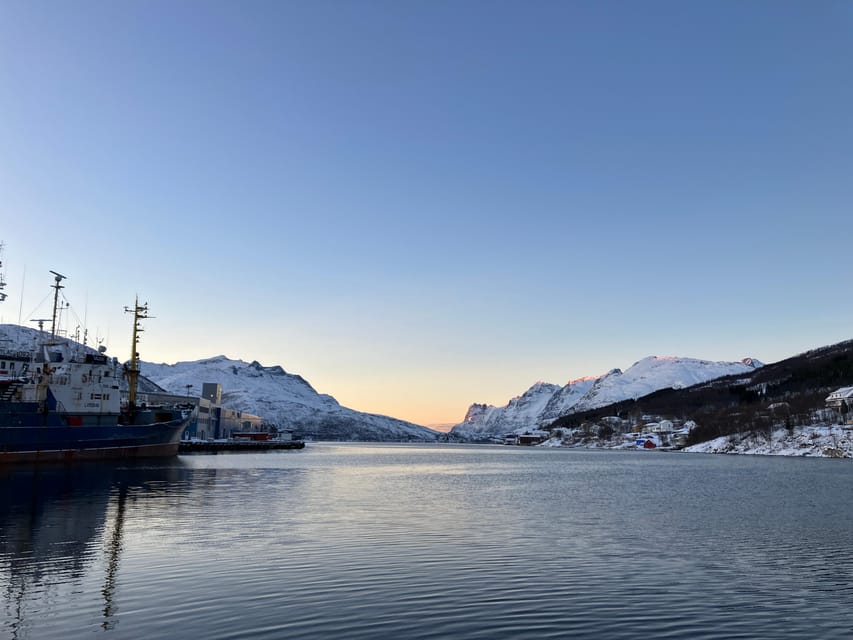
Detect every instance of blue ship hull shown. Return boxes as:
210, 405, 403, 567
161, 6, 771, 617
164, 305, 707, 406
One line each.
0, 403, 189, 463
1, 275, 192, 463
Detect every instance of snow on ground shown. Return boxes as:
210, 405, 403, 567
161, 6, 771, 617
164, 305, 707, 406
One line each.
536, 424, 853, 458
682, 425, 853, 458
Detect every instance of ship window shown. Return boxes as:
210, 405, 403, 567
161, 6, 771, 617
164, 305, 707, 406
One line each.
1, 361, 5, 368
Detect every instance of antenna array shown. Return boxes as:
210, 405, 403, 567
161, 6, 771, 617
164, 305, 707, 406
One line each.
0, 242, 7, 302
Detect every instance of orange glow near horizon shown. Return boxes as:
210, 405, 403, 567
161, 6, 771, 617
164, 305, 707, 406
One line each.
566, 375, 599, 384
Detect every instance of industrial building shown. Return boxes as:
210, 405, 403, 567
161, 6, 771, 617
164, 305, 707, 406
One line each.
134, 382, 265, 440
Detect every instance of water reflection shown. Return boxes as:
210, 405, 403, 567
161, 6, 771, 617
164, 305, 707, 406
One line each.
0, 461, 189, 638
3, 447, 853, 639
101, 481, 126, 631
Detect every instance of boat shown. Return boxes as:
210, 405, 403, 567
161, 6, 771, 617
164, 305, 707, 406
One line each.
0, 271, 195, 462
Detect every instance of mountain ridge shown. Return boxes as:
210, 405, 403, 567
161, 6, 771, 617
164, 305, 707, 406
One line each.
141, 355, 440, 441
8, 321, 849, 446
547, 339, 853, 446
451, 355, 763, 440
0, 324, 439, 442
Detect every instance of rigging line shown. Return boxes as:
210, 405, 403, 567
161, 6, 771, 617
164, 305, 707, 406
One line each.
22, 291, 53, 323
59, 291, 85, 331
17, 265, 25, 325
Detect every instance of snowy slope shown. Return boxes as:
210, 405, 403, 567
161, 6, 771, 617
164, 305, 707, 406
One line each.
0, 324, 439, 441
141, 356, 439, 441
452, 381, 561, 439
683, 425, 853, 457
0, 324, 52, 353
569, 356, 763, 414
538, 376, 599, 423
451, 356, 763, 440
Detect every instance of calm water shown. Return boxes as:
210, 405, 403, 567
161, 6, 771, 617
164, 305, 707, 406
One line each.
2, 444, 853, 639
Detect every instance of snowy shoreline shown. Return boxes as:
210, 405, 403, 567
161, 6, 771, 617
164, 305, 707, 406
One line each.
681, 424, 853, 458
538, 424, 853, 458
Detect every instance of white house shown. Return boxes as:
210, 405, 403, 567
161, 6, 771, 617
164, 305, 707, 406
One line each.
826, 387, 853, 424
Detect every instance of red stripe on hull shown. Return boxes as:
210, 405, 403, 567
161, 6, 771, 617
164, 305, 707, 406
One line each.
0, 442, 180, 463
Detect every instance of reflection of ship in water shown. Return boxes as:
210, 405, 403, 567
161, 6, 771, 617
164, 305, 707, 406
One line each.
0, 461, 189, 637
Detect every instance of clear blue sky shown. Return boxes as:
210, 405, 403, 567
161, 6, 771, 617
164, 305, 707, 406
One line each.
1, 0, 851, 427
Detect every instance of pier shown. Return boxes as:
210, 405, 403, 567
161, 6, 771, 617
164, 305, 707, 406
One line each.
179, 439, 305, 453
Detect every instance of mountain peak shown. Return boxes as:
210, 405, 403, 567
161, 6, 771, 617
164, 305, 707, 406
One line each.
463, 403, 493, 423
198, 355, 232, 365
451, 355, 763, 440
0, 323, 437, 441
742, 357, 763, 368
140, 353, 439, 441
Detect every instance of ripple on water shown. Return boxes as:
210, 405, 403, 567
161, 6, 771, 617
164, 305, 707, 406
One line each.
3, 447, 853, 639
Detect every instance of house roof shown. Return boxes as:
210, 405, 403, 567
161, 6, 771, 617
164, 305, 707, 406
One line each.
826, 386, 853, 401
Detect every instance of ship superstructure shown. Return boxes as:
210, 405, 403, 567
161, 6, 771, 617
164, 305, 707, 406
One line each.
0, 268, 193, 462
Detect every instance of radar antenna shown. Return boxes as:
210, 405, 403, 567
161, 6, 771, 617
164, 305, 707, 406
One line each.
30, 318, 52, 334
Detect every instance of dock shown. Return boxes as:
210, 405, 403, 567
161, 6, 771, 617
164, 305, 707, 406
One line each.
179, 439, 305, 453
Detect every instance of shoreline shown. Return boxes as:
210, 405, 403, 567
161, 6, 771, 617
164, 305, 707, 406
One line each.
536, 424, 853, 458
681, 424, 853, 458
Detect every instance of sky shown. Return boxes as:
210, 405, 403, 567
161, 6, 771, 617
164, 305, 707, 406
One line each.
1, 0, 851, 428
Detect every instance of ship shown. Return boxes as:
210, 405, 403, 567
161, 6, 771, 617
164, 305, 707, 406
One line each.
0, 270, 195, 462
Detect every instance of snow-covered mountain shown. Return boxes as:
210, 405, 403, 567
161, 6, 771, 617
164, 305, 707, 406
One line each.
451, 356, 763, 440
453, 381, 562, 439
0, 324, 439, 442
141, 355, 439, 441
0, 322, 766, 442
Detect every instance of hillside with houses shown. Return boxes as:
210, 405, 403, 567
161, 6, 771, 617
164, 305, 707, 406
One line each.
536, 339, 853, 456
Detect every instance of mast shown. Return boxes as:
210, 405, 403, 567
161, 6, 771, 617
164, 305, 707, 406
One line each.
123, 298, 150, 412
0, 241, 7, 303
48, 271, 67, 340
